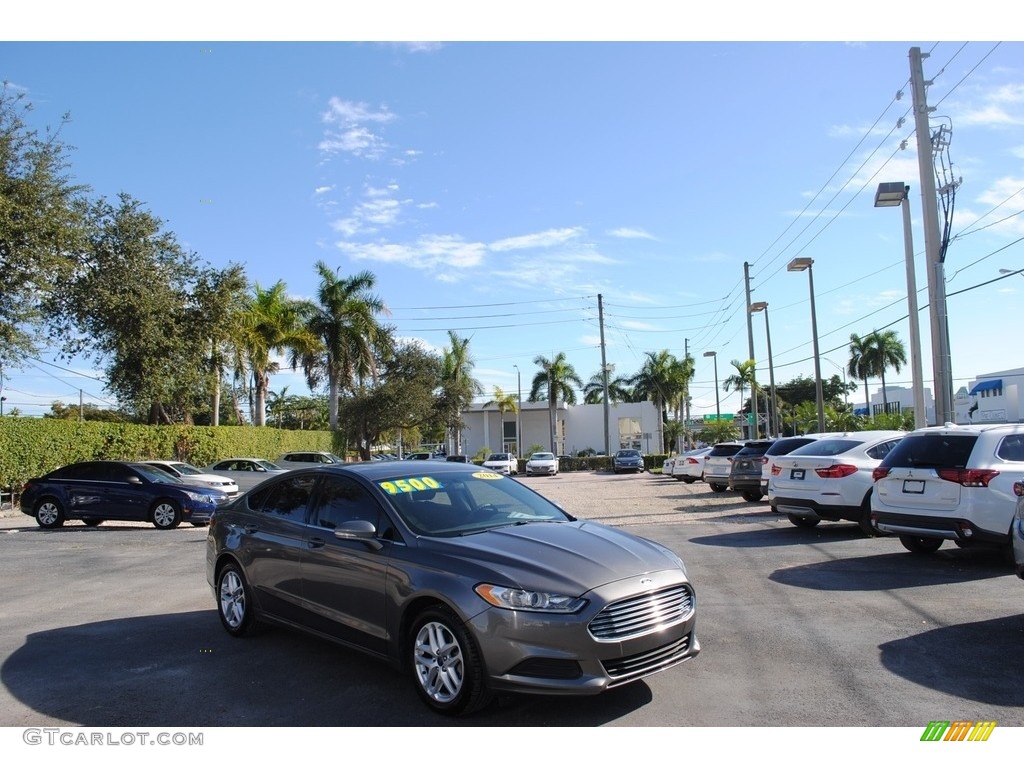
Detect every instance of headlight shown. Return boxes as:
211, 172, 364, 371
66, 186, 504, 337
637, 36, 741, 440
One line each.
475, 584, 586, 613
186, 491, 214, 504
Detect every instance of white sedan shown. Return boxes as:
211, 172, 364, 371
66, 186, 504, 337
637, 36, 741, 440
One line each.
203, 458, 289, 492
143, 460, 240, 499
672, 447, 711, 483
525, 452, 559, 477
482, 453, 519, 475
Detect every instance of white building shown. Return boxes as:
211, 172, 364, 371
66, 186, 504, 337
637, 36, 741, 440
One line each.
852, 384, 934, 424
459, 400, 661, 458
954, 367, 1024, 425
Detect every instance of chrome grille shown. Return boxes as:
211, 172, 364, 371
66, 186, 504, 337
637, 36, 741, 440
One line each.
589, 584, 694, 641
603, 634, 693, 686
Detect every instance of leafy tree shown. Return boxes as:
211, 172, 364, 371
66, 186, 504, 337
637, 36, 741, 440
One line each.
46, 194, 227, 424
529, 352, 583, 453
0, 84, 91, 368
194, 263, 249, 426
484, 385, 519, 449
44, 400, 129, 422
299, 262, 392, 431
629, 350, 684, 450
338, 342, 443, 460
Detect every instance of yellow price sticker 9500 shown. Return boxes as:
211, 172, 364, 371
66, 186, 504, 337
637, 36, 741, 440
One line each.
378, 477, 441, 495
472, 471, 503, 480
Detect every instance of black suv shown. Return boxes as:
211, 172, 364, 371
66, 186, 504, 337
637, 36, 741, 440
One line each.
727, 440, 776, 502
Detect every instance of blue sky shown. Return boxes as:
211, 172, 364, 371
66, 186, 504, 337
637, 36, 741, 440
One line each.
2, 26, 1023, 419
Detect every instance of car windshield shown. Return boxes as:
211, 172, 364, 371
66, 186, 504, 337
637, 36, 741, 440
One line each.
378, 472, 572, 537
616, 450, 640, 458
170, 463, 204, 476
530, 453, 555, 461
255, 460, 283, 470
486, 454, 508, 461
133, 464, 185, 484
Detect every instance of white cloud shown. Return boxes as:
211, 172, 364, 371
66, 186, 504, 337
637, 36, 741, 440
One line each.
319, 98, 396, 159
313, 185, 333, 195
489, 227, 583, 252
335, 235, 487, 271
607, 227, 656, 240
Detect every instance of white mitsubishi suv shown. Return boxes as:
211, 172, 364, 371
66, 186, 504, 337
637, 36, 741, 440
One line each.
871, 423, 1024, 555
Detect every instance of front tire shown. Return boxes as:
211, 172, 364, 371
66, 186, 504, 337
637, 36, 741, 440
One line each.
741, 491, 764, 503
410, 606, 492, 716
35, 498, 65, 529
709, 483, 727, 493
151, 500, 182, 530
900, 535, 942, 554
787, 513, 820, 529
82, 517, 104, 527
216, 562, 263, 637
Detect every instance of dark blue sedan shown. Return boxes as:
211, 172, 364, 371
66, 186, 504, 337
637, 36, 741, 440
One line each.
19, 460, 226, 529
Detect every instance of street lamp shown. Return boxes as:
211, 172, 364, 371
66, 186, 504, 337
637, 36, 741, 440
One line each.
0, 396, 5, 417
703, 351, 720, 424
788, 257, 826, 433
749, 302, 777, 437
513, 364, 522, 457
999, 268, 1024, 279
875, 182, 927, 428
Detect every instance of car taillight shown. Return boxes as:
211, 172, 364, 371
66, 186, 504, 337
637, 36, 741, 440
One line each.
771, 465, 781, 476
872, 467, 890, 481
760, 457, 769, 464
815, 464, 858, 479
936, 468, 999, 487
687, 457, 699, 464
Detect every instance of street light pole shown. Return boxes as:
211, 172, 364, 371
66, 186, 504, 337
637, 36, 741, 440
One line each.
749, 302, 777, 437
788, 257, 826, 433
703, 351, 720, 425
875, 182, 927, 428
513, 364, 522, 457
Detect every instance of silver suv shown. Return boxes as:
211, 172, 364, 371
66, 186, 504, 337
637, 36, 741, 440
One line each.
871, 424, 1024, 554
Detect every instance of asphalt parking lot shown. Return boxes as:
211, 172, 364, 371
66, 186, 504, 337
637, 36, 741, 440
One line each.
2, 470, 1023, 729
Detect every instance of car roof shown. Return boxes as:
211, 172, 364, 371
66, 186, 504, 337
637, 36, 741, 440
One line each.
276, 460, 518, 482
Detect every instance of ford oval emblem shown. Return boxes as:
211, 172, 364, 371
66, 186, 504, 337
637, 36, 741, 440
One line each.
640, 577, 653, 586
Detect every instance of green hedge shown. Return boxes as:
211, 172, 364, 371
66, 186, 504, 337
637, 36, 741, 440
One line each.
0, 417, 337, 490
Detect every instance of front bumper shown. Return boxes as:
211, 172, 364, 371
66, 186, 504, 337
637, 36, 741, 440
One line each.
467, 575, 699, 695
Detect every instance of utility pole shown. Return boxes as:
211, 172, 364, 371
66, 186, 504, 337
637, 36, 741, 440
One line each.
684, 338, 691, 451
598, 293, 610, 457
910, 46, 954, 424
743, 261, 758, 438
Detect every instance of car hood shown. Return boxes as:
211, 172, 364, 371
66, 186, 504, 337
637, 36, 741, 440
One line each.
422, 520, 684, 594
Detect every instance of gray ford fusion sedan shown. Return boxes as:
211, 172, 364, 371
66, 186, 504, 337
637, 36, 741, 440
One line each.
207, 461, 699, 715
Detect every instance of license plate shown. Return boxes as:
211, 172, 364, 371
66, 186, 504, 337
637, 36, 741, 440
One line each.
902, 479, 925, 494
790, 468, 805, 480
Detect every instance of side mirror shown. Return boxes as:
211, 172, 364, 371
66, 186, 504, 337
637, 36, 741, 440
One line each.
334, 519, 383, 551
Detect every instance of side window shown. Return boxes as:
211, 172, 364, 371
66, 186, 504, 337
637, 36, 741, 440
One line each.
997, 435, 1024, 462
311, 476, 381, 530
253, 475, 316, 523
867, 441, 898, 461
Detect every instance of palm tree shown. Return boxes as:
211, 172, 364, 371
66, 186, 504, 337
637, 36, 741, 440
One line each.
299, 262, 391, 431
583, 369, 632, 405
239, 281, 318, 427
483, 386, 519, 451
848, 333, 876, 418
439, 331, 483, 454
868, 330, 908, 417
723, 359, 758, 438
628, 350, 681, 452
529, 352, 584, 453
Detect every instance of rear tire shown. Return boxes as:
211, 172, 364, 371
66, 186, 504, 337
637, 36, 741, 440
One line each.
82, 517, 104, 527
787, 513, 820, 529
216, 562, 263, 637
34, 498, 65, 529
857, 497, 877, 536
899, 535, 942, 554
709, 483, 727, 493
741, 491, 764, 503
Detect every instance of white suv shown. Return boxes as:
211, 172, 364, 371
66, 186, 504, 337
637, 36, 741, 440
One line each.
768, 430, 905, 534
482, 452, 518, 475
871, 424, 1024, 555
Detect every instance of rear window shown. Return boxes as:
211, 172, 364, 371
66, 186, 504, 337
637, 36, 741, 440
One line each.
734, 441, 775, 458
878, 433, 978, 469
764, 438, 816, 457
709, 444, 743, 457
788, 439, 861, 457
